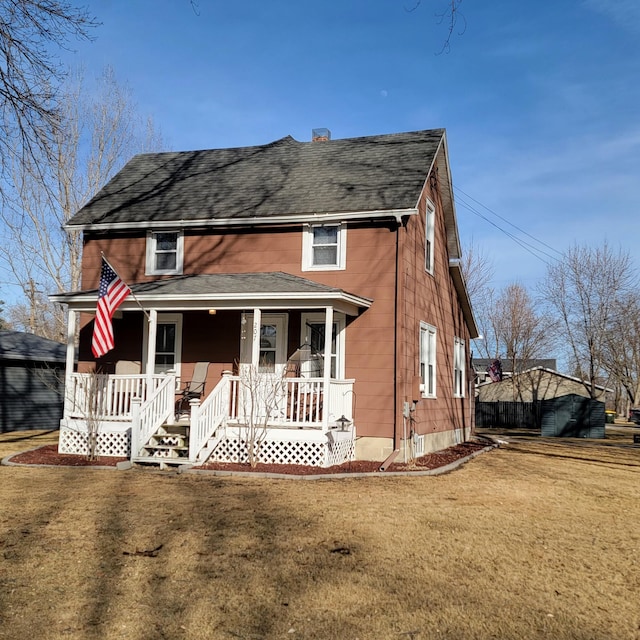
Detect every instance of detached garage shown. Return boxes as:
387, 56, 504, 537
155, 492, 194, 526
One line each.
0, 331, 66, 433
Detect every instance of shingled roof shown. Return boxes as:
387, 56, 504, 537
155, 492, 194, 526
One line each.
50, 273, 373, 316
0, 331, 66, 363
67, 129, 447, 229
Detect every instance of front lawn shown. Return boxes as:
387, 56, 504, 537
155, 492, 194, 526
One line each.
1, 430, 639, 639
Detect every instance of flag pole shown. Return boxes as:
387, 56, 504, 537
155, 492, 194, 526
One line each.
101, 252, 151, 322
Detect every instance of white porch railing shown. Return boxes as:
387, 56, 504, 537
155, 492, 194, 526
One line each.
130, 374, 176, 460
62, 372, 355, 464
189, 372, 232, 461
327, 379, 356, 423
64, 373, 166, 420
226, 376, 354, 428
188, 375, 355, 464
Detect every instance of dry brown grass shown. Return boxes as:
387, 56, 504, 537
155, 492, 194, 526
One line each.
1, 429, 639, 640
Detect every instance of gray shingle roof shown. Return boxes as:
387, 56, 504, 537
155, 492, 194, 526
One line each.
51, 273, 373, 313
129, 272, 356, 296
67, 129, 445, 227
0, 331, 66, 363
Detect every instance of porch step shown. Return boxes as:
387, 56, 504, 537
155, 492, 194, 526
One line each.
194, 430, 226, 465
136, 423, 191, 464
156, 424, 189, 437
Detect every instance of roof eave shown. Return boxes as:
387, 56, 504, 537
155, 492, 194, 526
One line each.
50, 289, 373, 317
65, 208, 419, 232
437, 132, 462, 260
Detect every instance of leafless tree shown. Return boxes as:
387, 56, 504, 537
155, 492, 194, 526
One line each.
0, 0, 97, 196
460, 239, 494, 304
0, 297, 7, 329
493, 282, 557, 400
602, 292, 640, 414
405, 0, 465, 53
0, 66, 163, 339
495, 283, 555, 369
460, 240, 496, 359
541, 242, 637, 399
237, 361, 287, 468
6, 292, 60, 339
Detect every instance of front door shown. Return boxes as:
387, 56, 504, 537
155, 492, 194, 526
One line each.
239, 313, 288, 421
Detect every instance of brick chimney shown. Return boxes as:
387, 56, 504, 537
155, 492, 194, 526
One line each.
312, 128, 331, 142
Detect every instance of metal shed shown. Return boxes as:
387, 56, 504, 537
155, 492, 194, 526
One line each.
0, 331, 66, 433
540, 394, 605, 438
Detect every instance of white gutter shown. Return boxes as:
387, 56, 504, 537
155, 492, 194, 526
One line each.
64, 207, 417, 232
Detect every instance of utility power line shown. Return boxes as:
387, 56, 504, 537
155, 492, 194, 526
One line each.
454, 186, 562, 265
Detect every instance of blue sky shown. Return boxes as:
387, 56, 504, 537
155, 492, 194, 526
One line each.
62, 0, 640, 289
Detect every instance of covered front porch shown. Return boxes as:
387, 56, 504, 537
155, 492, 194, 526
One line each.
53, 273, 371, 467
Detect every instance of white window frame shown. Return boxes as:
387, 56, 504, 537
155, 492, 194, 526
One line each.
143, 313, 183, 381
145, 230, 184, 275
453, 337, 466, 398
420, 321, 437, 399
302, 223, 347, 271
425, 200, 435, 275
300, 312, 346, 379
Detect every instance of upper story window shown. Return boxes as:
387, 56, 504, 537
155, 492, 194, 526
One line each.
302, 223, 346, 271
146, 230, 184, 275
420, 321, 437, 398
425, 200, 435, 275
453, 337, 466, 398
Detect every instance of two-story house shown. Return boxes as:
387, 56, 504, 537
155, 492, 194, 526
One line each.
52, 128, 478, 468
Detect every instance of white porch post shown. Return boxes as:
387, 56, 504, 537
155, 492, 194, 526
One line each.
63, 309, 77, 416
322, 306, 333, 431
145, 309, 158, 376
251, 307, 262, 368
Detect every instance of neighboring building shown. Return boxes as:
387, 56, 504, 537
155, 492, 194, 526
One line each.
0, 331, 65, 432
477, 367, 612, 404
473, 358, 557, 385
51, 128, 479, 467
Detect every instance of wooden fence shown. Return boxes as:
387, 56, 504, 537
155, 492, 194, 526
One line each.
475, 401, 541, 429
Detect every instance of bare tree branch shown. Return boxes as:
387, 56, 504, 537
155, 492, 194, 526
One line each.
0, 66, 164, 339
541, 242, 637, 399
404, 0, 465, 53
0, 1, 98, 197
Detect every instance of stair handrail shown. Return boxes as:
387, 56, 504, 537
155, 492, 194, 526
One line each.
189, 371, 232, 461
131, 374, 176, 460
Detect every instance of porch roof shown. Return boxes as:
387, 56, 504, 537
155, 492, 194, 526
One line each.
51, 272, 373, 316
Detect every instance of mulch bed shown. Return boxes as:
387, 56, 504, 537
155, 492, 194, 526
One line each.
6, 440, 489, 473
7, 445, 127, 467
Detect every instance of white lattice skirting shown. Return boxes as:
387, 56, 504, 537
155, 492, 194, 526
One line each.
208, 428, 355, 468
58, 422, 355, 466
58, 424, 130, 457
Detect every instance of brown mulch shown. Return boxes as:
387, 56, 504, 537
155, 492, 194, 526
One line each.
6, 440, 489, 474
7, 444, 127, 467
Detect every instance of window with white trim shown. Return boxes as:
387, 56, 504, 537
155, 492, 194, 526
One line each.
425, 200, 435, 275
453, 337, 466, 398
420, 322, 437, 398
146, 230, 184, 275
302, 223, 346, 271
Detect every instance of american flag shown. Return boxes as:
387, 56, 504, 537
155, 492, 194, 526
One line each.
91, 258, 131, 358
